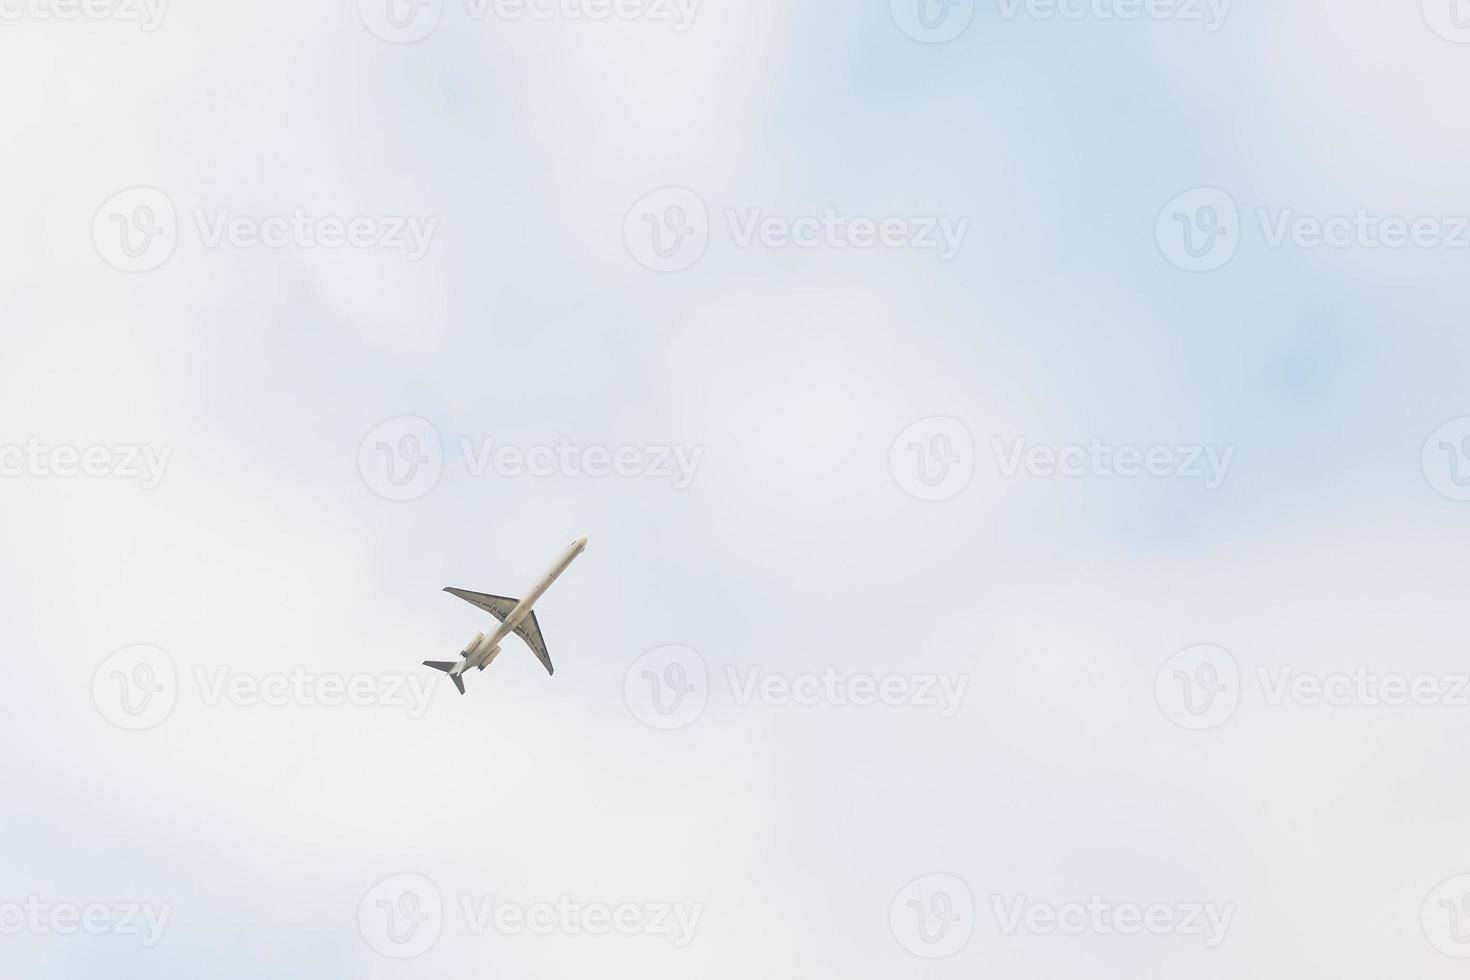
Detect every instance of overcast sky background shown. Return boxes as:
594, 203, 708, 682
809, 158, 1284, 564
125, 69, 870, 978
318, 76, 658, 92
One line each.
4, 1, 1470, 977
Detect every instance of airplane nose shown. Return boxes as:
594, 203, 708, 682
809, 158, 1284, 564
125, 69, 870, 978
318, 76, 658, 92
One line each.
575, 536, 589, 550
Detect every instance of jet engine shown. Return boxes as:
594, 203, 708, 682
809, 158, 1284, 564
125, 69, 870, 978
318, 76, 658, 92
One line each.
464, 632, 502, 670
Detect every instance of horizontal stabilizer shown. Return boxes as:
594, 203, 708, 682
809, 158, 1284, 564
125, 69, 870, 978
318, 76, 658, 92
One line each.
423, 660, 467, 695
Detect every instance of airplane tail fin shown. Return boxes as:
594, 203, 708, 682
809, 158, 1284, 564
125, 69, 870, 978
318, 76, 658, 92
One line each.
423, 661, 466, 695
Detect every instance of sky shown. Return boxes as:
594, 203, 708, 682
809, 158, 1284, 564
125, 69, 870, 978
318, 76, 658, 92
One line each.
4, 0, 1470, 977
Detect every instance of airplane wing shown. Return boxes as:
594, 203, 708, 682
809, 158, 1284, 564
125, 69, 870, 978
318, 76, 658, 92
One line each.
514, 612, 554, 676
444, 588, 555, 675
445, 588, 518, 621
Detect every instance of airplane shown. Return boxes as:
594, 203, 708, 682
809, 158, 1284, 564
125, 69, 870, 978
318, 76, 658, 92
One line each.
424, 536, 587, 694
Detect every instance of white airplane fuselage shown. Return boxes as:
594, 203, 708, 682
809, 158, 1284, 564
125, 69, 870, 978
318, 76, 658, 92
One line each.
449, 536, 587, 677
